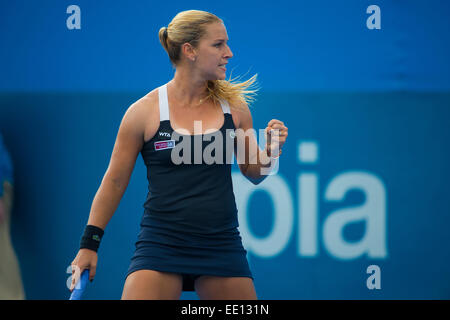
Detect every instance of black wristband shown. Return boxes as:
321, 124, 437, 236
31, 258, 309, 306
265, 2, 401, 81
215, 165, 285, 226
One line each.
80, 225, 104, 252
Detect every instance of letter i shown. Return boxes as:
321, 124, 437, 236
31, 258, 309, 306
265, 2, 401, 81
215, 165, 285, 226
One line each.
298, 141, 319, 257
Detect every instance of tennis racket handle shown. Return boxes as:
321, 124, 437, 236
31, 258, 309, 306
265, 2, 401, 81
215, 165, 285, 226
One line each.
69, 269, 90, 300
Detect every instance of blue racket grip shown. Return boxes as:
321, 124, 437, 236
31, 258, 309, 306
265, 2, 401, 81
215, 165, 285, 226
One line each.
69, 269, 90, 300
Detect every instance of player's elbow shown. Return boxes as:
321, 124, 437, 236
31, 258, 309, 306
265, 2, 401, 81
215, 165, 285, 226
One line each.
103, 170, 130, 192
242, 167, 265, 185
249, 176, 265, 185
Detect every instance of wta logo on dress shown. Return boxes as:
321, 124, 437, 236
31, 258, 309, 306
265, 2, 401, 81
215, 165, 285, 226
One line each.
159, 132, 171, 138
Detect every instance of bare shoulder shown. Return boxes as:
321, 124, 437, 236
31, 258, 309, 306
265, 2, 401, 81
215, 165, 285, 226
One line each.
125, 89, 160, 143
229, 101, 253, 130
127, 89, 158, 120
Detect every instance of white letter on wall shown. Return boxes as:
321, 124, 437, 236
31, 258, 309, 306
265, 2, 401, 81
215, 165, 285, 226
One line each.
323, 171, 387, 260
66, 5, 81, 30
366, 5, 381, 30
233, 173, 294, 258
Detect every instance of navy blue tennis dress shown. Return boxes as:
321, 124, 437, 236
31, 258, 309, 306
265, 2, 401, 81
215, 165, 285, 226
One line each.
126, 83, 253, 291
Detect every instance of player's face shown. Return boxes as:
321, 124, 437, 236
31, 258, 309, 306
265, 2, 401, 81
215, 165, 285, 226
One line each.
195, 22, 233, 80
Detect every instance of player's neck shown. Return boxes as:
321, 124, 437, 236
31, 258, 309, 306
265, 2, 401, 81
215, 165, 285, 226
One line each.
169, 71, 209, 108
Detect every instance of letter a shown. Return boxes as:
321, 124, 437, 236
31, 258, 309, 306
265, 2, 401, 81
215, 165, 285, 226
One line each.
366, 265, 381, 289
366, 5, 381, 30
66, 5, 81, 30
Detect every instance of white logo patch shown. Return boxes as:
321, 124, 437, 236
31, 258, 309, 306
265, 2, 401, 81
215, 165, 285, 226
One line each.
159, 132, 171, 138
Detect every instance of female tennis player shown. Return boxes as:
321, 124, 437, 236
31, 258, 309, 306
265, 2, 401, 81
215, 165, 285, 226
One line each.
70, 9, 288, 300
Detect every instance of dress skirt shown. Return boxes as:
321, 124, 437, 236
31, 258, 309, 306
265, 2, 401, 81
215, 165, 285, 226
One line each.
126, 215, 253, 291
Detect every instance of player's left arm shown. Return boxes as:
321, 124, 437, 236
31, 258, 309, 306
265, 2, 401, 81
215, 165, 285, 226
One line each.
233, 102, 288, 185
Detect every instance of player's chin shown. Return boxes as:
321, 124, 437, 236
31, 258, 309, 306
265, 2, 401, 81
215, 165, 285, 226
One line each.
206, 68, 227, 81
206, 75, 226, 81
213, 71, 227, 80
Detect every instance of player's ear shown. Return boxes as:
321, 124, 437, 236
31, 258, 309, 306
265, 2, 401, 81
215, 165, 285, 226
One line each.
181, 42, 197, 62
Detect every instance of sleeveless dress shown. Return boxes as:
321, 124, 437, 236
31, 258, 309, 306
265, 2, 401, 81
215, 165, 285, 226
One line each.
126, 83, 252, 291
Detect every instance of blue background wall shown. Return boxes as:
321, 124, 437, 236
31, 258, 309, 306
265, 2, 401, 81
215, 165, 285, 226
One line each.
0, 0, 449, 299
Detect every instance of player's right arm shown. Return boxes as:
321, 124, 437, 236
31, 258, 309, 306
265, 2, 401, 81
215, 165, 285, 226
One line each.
70, 95, 158, 287
86, 99, 147, 230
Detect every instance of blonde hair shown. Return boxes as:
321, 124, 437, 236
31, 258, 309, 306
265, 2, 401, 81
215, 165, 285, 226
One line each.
158, 10, 259, 111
